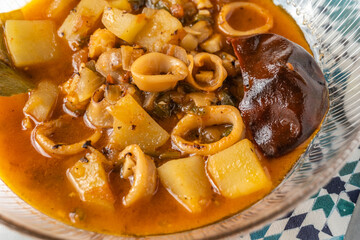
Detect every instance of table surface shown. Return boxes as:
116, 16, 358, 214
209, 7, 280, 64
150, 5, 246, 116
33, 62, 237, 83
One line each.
0, 0, 359, 239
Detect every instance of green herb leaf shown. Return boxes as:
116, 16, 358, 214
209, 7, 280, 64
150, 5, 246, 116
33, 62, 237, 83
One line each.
222, 125, 233, 137
152, 93, 175, 118
177, 82, 197, 93
193, 14, 214, 24
181, 101, 206, 115
0, 61, 34, 96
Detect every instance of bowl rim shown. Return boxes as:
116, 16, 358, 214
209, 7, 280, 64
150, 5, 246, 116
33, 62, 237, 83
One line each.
0, 0, 359, 239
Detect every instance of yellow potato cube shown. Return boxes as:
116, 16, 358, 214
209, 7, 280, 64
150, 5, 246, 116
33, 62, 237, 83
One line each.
158, 156, 213, 213
5, 20, 58, 67
135, 9, 183, 52
58, 0, 107, 50
23, 81, 59, 122
67, 149, 115, 209
207, 139, 272, 199
62, 66, 104, 104
107, 94, 170, 154
180, 33, 198, 51
76, 67, 105, 102
200, 33, 224, 53
102, 8, 147, 44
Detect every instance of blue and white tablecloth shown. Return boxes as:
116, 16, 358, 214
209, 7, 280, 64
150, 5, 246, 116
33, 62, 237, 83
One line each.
240, 146, 360, 240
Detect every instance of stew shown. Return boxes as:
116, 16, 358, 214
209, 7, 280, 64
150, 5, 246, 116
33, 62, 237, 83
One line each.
0, 0, 328, 236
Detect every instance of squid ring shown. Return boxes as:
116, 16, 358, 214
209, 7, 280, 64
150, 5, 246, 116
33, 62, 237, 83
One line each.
119, 144, 157, 206
171, 105, 245, 155
218, 2, 273, 36
34, 116, 102, 156
85, 85, 123, 128
85, 86, 113, 128
186, 53, 227, 92
130, 52, 188, 92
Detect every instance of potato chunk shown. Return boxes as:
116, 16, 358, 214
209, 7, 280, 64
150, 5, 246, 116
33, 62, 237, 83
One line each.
62, 66, 105, 104
5, 20, 58, 67
58, 0, 107, 50
67, 148, 115, 209
102, 8, 147, 44
135, 9, 183, 52
158, 156, 213, 213
200, 34, 224, 53
107, 94, 169, 154
207, 139, 271, 199
23, 81, 59, 122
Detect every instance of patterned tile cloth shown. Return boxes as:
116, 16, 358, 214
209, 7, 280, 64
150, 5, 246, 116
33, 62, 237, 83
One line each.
240, 146, 360, 240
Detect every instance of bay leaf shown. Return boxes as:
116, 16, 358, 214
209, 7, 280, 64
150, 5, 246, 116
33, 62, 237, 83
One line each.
0, 61, 34, 96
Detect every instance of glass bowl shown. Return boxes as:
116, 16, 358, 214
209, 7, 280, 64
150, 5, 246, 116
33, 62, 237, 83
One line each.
0, 0, 360, 239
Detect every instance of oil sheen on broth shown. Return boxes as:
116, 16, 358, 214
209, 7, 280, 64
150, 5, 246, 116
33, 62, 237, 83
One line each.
0, 0, 326, 236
